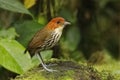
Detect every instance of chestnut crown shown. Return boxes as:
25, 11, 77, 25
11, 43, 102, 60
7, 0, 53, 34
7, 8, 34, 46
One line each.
46, 17, 70, 30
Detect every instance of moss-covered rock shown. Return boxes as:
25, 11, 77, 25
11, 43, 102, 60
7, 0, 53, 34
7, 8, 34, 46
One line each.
12, 60, 118, 80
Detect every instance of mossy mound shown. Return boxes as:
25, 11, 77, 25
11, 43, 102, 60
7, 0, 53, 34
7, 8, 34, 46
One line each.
13, 61, 117, 80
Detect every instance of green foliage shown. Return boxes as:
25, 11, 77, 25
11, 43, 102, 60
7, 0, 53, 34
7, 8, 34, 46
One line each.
0, 0, 31, 15
70, 51, 86, 62
0, 24, 54, 74
38, 16, 47, 25
41, 50, 53, 60
14, 20, 43, 46
95, 61, 120, 80
58, 8, 76, 23
0, 39, 32, 74
0, 28, 19, 39
0, 0, 119, 79
0, 38, 53, 74
61, 26, 80, 51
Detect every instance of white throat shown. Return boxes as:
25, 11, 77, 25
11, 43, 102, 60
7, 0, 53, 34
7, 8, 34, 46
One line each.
54, 26, 64, 34
53, 26, 64, 42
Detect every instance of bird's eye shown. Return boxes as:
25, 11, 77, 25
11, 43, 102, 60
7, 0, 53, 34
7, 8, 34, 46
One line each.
57, 21, 60, 24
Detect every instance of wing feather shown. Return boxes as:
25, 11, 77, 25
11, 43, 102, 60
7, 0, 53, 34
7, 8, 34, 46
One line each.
24, 28, 52, 54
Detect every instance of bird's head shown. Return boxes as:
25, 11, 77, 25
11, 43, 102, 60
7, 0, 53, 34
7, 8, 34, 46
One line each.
46, 17, 70, 31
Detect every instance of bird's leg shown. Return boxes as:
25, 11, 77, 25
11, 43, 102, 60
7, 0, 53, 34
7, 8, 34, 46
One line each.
37, 53, 56, 67
36, 52, 57, 72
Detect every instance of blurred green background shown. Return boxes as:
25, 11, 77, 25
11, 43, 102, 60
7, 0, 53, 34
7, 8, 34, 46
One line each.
0, 0, 119, 80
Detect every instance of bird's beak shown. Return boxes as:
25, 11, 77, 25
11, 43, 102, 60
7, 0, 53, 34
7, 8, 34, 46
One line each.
64, 21, 71, 25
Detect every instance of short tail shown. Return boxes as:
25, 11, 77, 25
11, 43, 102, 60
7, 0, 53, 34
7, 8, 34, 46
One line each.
24, 48, 35, 57
24, 48, 28, 54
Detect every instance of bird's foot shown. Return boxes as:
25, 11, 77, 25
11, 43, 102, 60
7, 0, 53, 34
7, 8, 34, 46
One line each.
43, 64, 57, 72
44, 67, 57, 72
45, 63, 57, 67
36, 53, 57, 72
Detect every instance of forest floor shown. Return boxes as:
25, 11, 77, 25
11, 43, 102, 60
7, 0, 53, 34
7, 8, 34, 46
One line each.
13, 60, 120, 80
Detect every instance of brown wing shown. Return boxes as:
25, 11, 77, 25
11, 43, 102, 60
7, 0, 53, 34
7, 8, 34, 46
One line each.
24, 28, 52, 54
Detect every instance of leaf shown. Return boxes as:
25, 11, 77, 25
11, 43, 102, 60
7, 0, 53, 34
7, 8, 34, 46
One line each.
24, 0, 36, 9
0, 0, 31, 15
14, 20, 43, 46
41, 50, 53, 60
38, 16, 47, 25
0, 39, 32, 74
0, 28, 19, 39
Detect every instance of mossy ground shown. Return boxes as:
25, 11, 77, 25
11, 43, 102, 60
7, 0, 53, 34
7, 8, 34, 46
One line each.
94, 61, 120, 80
12, 60, 120, 80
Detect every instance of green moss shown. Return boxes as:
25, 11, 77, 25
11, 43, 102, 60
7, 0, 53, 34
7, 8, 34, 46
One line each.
13, 60, 120, 80
94, 61, 120, 80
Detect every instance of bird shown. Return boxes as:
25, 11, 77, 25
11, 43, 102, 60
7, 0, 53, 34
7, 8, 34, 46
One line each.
24, 17, 70, 72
